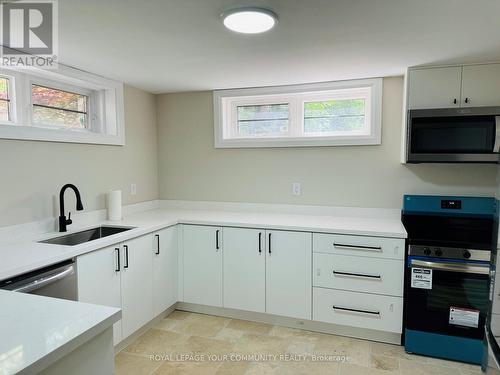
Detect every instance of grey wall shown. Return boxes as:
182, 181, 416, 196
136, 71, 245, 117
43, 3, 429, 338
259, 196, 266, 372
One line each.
0, 85, 159, 227
157, 76, 496, 209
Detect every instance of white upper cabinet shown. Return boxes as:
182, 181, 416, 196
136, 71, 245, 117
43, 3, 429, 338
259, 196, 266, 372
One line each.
408, 66, 462, 109
77, 245, 123, 345
120, 234, 154, 339
152, 226, 178, 316
461, 64, 500, 107
223, 227, 265, 313
183, 225, 223, 307
265, 230, 312, 320
408, 63, 500, 110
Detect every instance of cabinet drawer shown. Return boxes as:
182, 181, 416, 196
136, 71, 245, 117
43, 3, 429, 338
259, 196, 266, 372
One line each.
313, 287, 403, 333
313, 253, 404, 296
313, 233, 404, 260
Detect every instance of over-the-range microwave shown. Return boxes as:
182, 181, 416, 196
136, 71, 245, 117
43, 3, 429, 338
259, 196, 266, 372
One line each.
406, 107, 500, 163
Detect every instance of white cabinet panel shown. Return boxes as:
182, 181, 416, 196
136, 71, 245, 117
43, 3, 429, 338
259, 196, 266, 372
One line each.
183, 225, 223, 307
461, 64, 500, 107
266, 230, 312, 320
223, 227, 265, 313
121, 234, 154, 339
313, 233, 404, 260
77, 245, 123, 345
313, 253, 404, 297
313, 287, 403, 333
408, 67, 462, 109
153, 226, 178, 316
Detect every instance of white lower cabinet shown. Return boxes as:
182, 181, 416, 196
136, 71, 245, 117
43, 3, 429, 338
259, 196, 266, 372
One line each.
183, 225, 223, 307
120, 235, 154, 339
152, 226, 178, 316
223, 227, 265, 313
265, 230, 312, 320
313, 287, 403, 333
77, 245, 123, 345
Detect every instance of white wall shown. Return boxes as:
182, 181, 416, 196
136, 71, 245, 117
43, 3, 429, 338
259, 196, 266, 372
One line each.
157, 76, 496, 209
0, 85, 159, 227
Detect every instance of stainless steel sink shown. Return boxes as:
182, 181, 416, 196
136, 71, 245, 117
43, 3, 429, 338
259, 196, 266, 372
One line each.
39, 226, 134, 246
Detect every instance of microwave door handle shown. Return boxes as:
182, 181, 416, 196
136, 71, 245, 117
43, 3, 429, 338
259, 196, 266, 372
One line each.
494, 116, 500, 153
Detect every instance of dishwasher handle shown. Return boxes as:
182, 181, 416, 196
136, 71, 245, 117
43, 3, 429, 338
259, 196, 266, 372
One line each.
7, 264, 75, 293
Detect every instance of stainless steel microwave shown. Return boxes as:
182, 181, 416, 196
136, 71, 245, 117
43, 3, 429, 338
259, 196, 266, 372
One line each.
406, 107, 500, 163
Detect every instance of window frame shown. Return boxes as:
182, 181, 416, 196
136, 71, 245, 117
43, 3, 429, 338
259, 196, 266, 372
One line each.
0, 74, 16, 126
214, 78, 383, 148
0, 64, 125, 145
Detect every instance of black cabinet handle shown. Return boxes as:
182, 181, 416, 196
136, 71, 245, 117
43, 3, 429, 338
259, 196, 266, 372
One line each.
465, 97, 469, 104
155, 234, 160, 255
124, 245, 129, 268
258, 232, 262, 254
216, 230, 220, 250
332, 305, 380, 316
268, 233, 272, 254
115, 247, 120, 272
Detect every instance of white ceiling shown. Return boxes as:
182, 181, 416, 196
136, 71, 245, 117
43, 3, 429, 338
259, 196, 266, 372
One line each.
60, 0, 500, 94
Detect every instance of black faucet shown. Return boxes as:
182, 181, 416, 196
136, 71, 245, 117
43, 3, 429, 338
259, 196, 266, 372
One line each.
59, 184, 84, 232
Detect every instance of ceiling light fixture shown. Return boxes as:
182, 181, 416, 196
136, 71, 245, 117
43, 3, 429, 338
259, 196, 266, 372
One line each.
221, 7, 278, 34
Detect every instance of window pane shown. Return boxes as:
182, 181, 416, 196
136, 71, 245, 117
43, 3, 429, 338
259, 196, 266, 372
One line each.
237, 104, 289, 137
32, 85, 87, 112
0, 78, 9, 100
0, 100, 9, 121
33, 106, 86, 129
304, 99, 365, 134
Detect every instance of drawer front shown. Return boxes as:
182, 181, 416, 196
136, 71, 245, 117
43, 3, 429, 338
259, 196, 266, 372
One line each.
313, 253, 404, 296
313, 287, 403, 333
313, 233, 405, 260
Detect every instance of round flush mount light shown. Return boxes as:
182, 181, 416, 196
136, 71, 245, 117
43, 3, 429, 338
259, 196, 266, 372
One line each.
222, 7, 278, 34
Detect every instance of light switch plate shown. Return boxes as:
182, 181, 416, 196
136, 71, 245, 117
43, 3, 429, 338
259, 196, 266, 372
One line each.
130, 183, 137, 196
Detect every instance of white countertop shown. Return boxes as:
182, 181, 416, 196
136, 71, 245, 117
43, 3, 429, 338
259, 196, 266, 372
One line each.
0, 206, 406, 281
0, 290, 120, 375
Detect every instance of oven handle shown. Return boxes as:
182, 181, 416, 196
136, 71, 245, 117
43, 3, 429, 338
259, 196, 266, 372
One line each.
494, 116, 500, 153
8, 264, 75, 293
411, 259, 489, 275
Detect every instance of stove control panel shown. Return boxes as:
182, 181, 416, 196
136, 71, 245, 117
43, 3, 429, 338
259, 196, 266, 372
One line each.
409, 245, 490, 262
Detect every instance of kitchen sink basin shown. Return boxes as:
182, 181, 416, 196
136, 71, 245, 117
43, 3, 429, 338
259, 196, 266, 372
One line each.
39, 226, 134, 246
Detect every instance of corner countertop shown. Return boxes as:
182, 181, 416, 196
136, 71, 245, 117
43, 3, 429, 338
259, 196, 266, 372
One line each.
0, 290, 120, 375
0, 206, 407, 281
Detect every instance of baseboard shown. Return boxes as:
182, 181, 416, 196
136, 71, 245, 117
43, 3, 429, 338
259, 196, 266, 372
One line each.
176, 302, 401, 345
114, 304, 176, 353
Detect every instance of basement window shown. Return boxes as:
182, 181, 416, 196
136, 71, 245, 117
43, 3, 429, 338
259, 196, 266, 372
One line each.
214, 78, 382, 148
0, 65, 125, 145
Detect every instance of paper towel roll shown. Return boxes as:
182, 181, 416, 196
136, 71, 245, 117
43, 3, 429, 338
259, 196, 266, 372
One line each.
107, 190, 122, 221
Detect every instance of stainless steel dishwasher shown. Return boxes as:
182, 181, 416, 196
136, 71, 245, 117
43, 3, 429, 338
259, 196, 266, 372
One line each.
0, 259, 77, 300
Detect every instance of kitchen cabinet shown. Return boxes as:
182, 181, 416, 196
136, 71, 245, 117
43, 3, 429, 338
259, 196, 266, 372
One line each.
408, 66, 462, 109
183, 225, 223, 307
408, 63, 500, 109
223, 227, 265, 313
120, 234, 154, 339
461, 64, 500, 107
265, 230, 312, 320
77, 245, 123, 345
152, 226, 178, 316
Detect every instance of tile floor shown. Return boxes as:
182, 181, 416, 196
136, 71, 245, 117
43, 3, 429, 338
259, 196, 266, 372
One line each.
116, 310, 485, 375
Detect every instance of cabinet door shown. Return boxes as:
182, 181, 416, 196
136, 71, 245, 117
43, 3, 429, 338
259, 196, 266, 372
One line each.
265, 230, 312, 320
223, 227, 265, 313
183, 225, 223, 307
152, 226, 178, 316
77, 245, 123, 345
461, 64, 500, 107
408, 67, 462, 109
121, 234, 154, 339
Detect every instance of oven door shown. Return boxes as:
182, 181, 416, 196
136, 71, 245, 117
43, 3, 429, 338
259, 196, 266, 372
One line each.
407, 108, 500, 163
405, 258, 490, 340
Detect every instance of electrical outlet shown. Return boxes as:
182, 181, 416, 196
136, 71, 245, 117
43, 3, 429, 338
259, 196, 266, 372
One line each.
292, 182, 301, 196
130, 183, 137, 196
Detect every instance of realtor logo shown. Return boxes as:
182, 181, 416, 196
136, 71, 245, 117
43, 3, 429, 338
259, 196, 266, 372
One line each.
0, 0, 58, 68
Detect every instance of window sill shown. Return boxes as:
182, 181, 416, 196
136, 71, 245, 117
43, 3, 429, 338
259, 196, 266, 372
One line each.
0, 123, 125, 145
